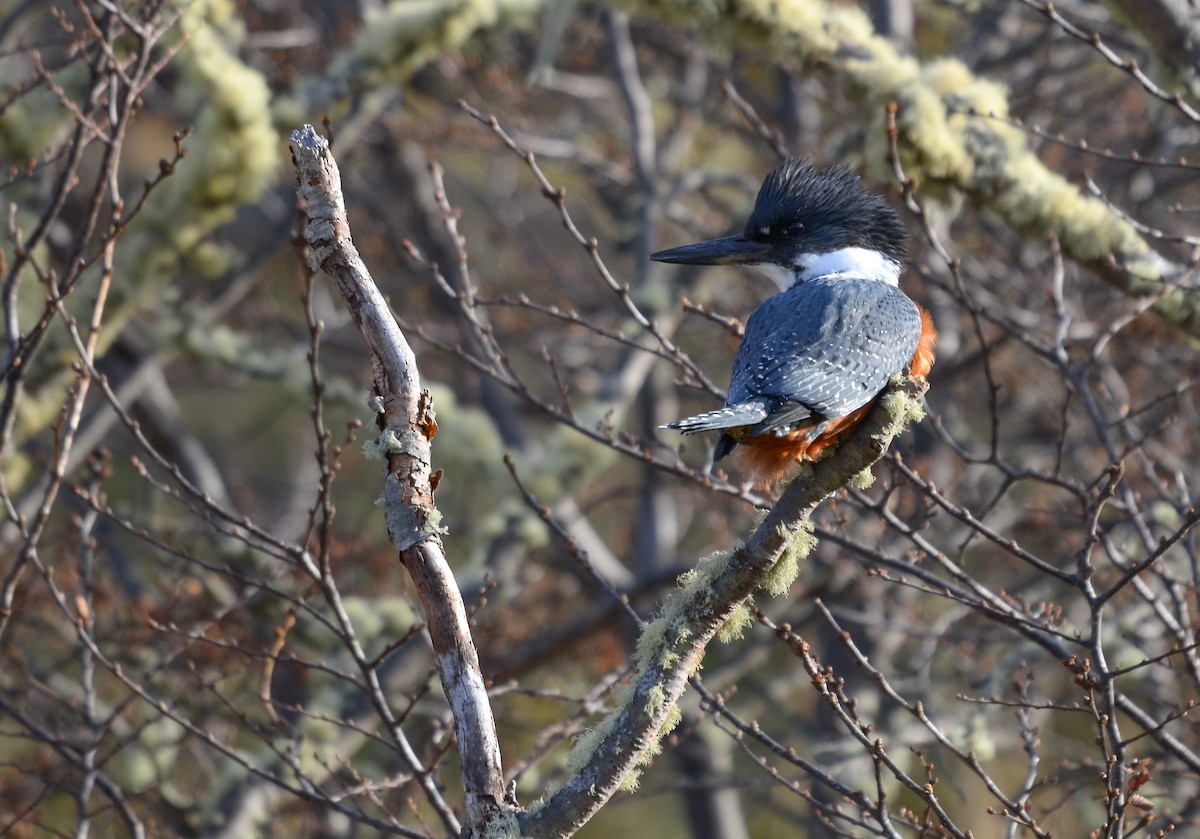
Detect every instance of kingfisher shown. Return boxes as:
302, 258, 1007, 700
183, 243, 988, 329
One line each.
653, 159, 936, 485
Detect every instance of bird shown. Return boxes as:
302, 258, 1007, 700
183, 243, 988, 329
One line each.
652, 159, 936, 486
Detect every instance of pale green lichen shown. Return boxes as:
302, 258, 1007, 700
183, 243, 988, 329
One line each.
565, 570, 704, 786
645, 684, 668, 718
714, 600, 754, 643
761, 519, 818, 598
566, 712, 621, 776
619, 701, 683, 792
878, 376, 928, 441
633, 612, 672, 670
307, 0, 544, 102
119, 0, 276, 291
564, 681, 634, 774
676, 548, 733, 605
849, 467, 876, 490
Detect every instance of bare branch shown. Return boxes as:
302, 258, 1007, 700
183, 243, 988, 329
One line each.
289, 124, 512, 836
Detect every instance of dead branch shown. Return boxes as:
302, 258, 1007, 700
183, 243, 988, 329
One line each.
289, 124, 511, 836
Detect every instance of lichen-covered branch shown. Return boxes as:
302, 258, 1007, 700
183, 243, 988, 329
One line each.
632, 0, 1199, 337
276, 0, 543, 123
134, 0, 277, 272
517, 377, 929, 839
289, 124, 512, 836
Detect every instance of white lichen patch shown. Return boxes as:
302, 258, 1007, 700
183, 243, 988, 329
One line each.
482, 811, 522, 839
361, 430, 403, 461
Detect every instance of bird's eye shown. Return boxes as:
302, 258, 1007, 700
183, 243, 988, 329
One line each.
783, 221, 805, 237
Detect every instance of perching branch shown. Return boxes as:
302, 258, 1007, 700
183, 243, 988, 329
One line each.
517, 377, 929, 839
289, 124, 512, 836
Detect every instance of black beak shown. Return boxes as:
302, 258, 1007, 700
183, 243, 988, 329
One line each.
650, 234, 772, 266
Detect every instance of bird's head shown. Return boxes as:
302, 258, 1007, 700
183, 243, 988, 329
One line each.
651, 160, 908, 291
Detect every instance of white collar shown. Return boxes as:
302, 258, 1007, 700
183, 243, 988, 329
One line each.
754, 246, 902, 291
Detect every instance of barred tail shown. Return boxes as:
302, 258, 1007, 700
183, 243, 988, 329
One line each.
663, 402, 767, 434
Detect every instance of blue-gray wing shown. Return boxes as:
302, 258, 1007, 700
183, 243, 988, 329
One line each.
727, 277, 922, 431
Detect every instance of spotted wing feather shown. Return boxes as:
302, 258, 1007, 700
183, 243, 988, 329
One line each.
728, 276, 921, 436
665, 401, 770, 434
